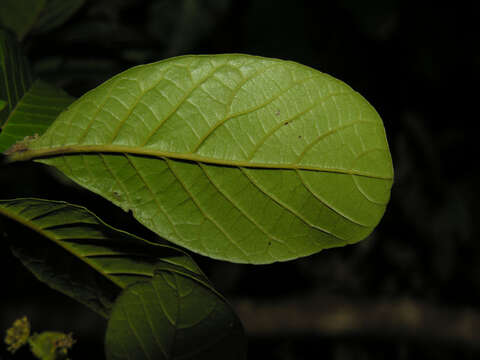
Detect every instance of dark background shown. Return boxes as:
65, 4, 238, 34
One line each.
1, 0, 478, 359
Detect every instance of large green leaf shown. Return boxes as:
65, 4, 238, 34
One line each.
6, 54, 394, 264
0, 198, 210, 317
106, 272, 246, 360
0, 30, 74, 152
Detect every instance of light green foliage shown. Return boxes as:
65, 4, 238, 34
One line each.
10, 54, 394, 264
1, 53, 392, 359
106, 273, 246, 360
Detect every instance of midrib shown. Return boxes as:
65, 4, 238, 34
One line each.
10, 144, 393, 180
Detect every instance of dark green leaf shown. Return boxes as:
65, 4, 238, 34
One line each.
0, 30, 33, 129
6, 54, 394, 264
0, 198, 207, 317
0, 30, 73, 152
0, 80, 74, 152
105, 272, 246, 360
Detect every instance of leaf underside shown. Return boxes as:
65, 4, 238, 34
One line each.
12, 54, 394, 264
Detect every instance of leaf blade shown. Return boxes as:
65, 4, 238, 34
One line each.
0, 30, 74, 152
0, 198, 207, 316
8, 54, 394, 264
0, 79, 74, 152
0, 30, 33, 129
105, 272, 246, 360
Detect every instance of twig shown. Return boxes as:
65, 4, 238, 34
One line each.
233, 293, 480, 348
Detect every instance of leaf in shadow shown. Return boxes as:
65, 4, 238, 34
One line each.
0, 0, 86, 40
0, 0, 46, 40
0, 198, 208, 317
0, 30, 74, 152
105, 271, 246, 360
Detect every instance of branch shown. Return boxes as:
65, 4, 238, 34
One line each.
233, 294, 480, 348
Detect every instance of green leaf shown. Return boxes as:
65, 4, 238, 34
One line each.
1, 198, 246, 358
0, 80, 75, 152
0, 0, 46, 40
0, 30, 33, 129
105, 272, 246, 360
7, 54, 394, 264
0, 30, 75, 152
0, 198, 209, 317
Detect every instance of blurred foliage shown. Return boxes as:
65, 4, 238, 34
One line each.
0, 0, 86, 41
0, 0, 46, 40
1, 0, 479, 359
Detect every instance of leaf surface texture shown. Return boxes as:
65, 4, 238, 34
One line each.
0, 30, 33, 133
106, 273, 246, 360
0, 30, 74, 152
0, 198, 207, 317
12, 54, 394, 263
